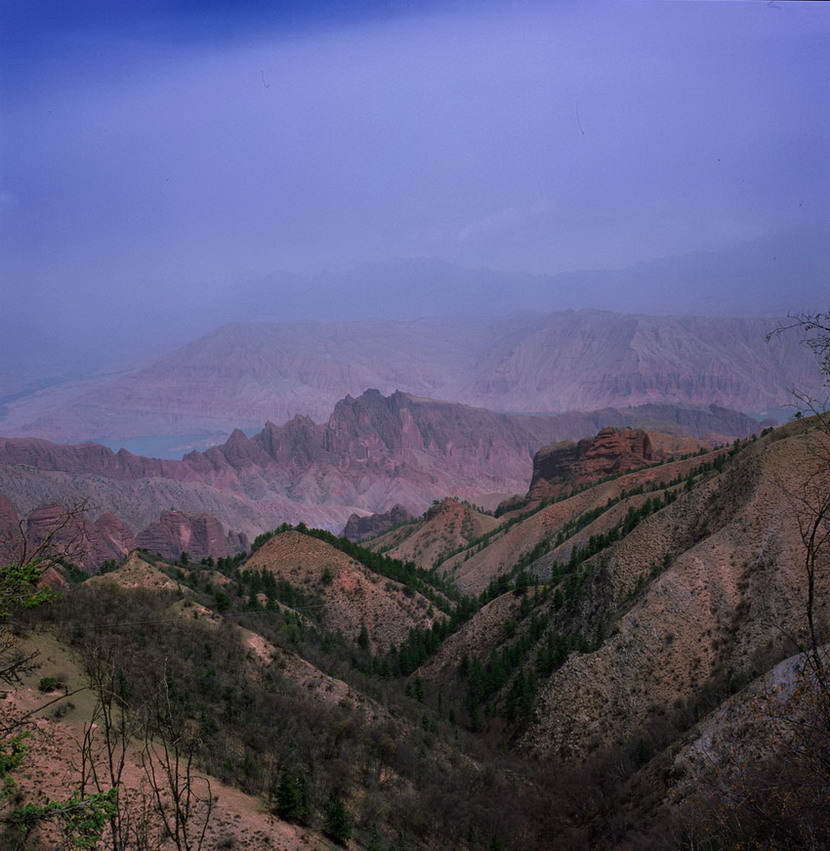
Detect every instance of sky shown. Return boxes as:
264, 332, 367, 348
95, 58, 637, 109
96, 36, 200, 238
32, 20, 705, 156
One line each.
1, 0, 829, 374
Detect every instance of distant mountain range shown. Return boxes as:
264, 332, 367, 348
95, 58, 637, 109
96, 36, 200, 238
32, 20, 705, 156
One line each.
0, 310, 818, 451
0, 389, 765, 564
4, 227, 826, 402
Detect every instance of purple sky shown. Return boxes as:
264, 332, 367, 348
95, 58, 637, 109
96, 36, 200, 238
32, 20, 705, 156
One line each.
1, 0, 829, 373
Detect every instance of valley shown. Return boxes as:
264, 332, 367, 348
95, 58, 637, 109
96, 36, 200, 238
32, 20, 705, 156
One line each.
1, 395, 828, 847
4, 0, 828, 845
0, 387, 767, 566
0, 306, 827, 849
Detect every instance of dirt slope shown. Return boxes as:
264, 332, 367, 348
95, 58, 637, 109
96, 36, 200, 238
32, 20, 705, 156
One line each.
520, 422, 830, 760
368, 497, 500, 568
440, 450, 724, 595
244, 530, 440, 651
0, 634, 339, 851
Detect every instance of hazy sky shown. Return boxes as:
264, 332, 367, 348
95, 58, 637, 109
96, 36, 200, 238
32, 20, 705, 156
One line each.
1, 0, 829, 371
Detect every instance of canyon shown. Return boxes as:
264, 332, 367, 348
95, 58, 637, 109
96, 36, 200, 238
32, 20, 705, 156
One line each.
0, 306, 827, 849
0, 390, 765, 566
5, 413, 827, 849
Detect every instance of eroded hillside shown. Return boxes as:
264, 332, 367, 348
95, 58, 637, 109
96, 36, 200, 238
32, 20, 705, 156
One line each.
0, 391, 761, 565
1, 312, 818, 445
2, 416, 828, 850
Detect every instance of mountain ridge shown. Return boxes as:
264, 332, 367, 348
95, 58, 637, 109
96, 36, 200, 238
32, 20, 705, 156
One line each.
0, 310, 816, 449
0, 391, 767, 568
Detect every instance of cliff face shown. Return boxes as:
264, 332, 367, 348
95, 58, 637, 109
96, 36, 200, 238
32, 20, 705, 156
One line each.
91, 513, 138, 563
0, 497, 246, 570
466, 312, 821, 415
25, 502, 95, 566
0, 391, 765, 549
136, 510, 248, 563
342, 504, 414, 541
529, 427, 653, 500
0, 494, 21, 564
0, 438, 195, 481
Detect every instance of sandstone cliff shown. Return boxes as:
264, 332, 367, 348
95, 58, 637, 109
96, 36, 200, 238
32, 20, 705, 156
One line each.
0, 392, 765, 551
0, 497, 247, 569
528, 427, 654, 501
341, 504, 414, 541
136, 510, 249, 563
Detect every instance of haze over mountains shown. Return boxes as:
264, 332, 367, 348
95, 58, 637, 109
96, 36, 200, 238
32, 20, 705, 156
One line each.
2, 1, 829, 846
220, 228, 830, 323
0, 308, 821, 454
4, 228, 829, 402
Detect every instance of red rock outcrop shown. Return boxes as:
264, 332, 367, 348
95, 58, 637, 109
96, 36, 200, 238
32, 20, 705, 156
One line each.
0, 438, 197, 482
1, 497, 110, 569
136, 510, 246, 562
342, 504, 414, 541
91, 513, 138, 563
0, 494, 21, 564
0, 392, 765, 543
528, 427, 653, 500
25, 502, 95, 566
0, 496, 244, 570
37, 564, 71, 592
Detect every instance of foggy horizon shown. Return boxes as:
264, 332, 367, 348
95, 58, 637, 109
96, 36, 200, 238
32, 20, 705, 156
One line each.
2, 0, 829, 377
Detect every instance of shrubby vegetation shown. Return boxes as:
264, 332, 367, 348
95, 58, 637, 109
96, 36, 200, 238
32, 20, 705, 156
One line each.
252, 523, 459, 611
3, 414, 823, 849
19, 577, 538, 849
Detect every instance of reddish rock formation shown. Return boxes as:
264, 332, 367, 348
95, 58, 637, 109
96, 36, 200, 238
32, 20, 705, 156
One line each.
25, 502, 95, 566
137, 510, 246, 562
1, 497, 123, 570
528, 427, 653, 501
91, 513, 138, 564
0, 437, 197, 482
37, 564, 71, 592
0, 391, 765, 542
342, 504, 414, 541
0, 496, 242, 570
0, 494, 21, 564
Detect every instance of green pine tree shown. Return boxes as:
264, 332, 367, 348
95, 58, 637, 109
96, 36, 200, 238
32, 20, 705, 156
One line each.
274, 768, 311, 824
324, 794, 352, 845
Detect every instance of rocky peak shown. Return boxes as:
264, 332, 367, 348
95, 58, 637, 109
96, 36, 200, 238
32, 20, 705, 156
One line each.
327, 389, 410, 457
254, 416, 319, 464
341, 503, 414, 541
226, 428, 250, 444
529, 427, 653, 500
136, 510, 243, 562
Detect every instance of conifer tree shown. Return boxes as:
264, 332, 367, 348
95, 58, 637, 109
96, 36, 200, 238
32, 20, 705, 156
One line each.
275, 768, 311, 824
324, 793, 352, 845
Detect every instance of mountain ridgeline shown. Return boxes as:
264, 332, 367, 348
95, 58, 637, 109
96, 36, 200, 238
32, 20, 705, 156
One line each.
0, 390, 765, 566
6, 414, 828, 849
1, 305, 829, 849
